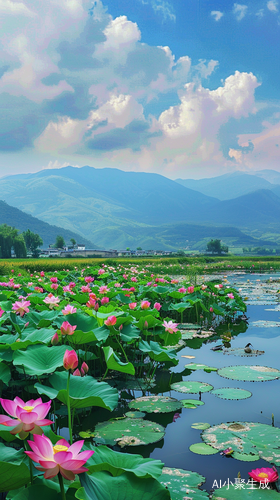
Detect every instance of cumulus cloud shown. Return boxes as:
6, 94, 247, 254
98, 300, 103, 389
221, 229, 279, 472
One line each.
211, 10, 224, 21
233, 3, 248, 20
267, 0, 278, 12
0, 0, 36, 16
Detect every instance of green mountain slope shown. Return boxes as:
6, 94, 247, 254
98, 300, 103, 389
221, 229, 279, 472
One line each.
0, 200, 96, 248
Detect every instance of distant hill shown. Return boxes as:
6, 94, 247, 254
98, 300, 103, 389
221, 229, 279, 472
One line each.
0, 200, 96, 248
176, 172, 274, 200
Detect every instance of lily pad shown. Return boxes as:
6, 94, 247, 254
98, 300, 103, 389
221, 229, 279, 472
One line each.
202, 421, 280, 464
125, 411, 146, 418
184, 363, 217, 372
94, 418, 165, 447
191, 423, 211, 430
232, 452, 260, 461
128, 396, 183, 414
171, 381, 213, 394
211, 388, 252, 400
224, 348, 265, 357
159, 467, 208, 500
13, 345, 70, 376
212, 484, 280, 499
251, 320, 280, 328
218, 365, 280, 382
189, 443, 219, 455
182, 400, 205, 409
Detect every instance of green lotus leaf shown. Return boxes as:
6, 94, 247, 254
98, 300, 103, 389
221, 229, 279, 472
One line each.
184, 363, 217, 372
128, 396, 183, 414
76, 470, 171, 500
103, 346, 135, 376
125, 411, 146, 418
70, 326, 109, 344
232, 452, 260, 461
0, 362, 11, 385
191, 423, 211, 430
212, 485, 280, 499
11, 484, 76, 500
202, 421, 280, 464
170, 302, 192, 313
211, 388, 252, 400
85, 444, 164, 479
94, 418, 165, 447
189, 443, 219, 455
182, 400, 205, 409
35, 371, 118, 410
55, 313, 98, 332
159, 467, 208, 500
218, 365, 280, 382
0, 443, 29, 492
120, 324, 141, 343
13, 344, 70, 375
138, 340, 178, 365
171, 381, 213, 394
136, 315, 163, 330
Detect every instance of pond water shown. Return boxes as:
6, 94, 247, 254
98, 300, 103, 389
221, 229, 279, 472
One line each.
87, 272, 280, 495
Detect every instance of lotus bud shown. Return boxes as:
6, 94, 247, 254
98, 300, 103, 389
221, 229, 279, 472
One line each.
51, 332, 59, 345
73, 368, 81, 376
63, 349, 78, 370
81, 361, 89, 374
143, 320, 149, 329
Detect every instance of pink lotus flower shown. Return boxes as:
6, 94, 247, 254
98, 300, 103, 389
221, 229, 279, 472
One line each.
98, 285, 110, 294
86, 298, 96, 308
50, 277, 58, 283
34, 287, 44, 293
12, 299, 31, 317
178, 287, 186, 293
73, 368, 81, 377
187, 286, 194, 293
0, 397, 53, 439
51, 283, 59, 290
81, 362, 89, 375
62, 305, 77, 315
209, 307, 214, 313
63, 350, 78, 370
104, 316, 117, 326
114, 283, 121, 288
98, 268, 105, 275
123, 274, 128, 279
60, 321, 76, 336
248, 467, 278, 483
101, 297, 109, 305
43, 294, 60, 309
84, 276, 94, 283
171, 279, 178, 284
227, 293, 235, 299
81, 285, 91, 293
0, 308, 4, 318
154, 302, 161, 311
40, 271, 45, 277
201, 285, 207, 290
141, 300, 150, 310
24, 434, 94, 480
163, 320, 178, 334
131, 277, 137, 282
69, 282, 76, 289
129, 302, 137, 309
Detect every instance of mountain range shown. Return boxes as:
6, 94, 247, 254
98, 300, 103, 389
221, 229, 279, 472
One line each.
1, 166, 280, 250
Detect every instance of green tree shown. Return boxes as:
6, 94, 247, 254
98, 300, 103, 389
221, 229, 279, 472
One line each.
23, 229, 43, 258
55, 235, 65, 248
206, 239, 228, 255
70, 238, 76, 247
136, 246, 142, 251
0, 224, 27, 258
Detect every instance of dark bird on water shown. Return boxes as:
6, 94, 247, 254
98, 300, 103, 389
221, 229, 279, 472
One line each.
244, 343, 253, 353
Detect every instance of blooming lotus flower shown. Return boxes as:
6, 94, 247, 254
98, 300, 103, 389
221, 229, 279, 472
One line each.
187, 286, 194, 293
0, 397, 53, 439
227, 293, 235, 299
63, 350, 78, 370
98, 285, 110, 294
43, 294, 60, 309
51, 283, 59, 290
60, 321, 76, 336
154, 302, 161, 311
24, 434, 94, 480
86, 298, 96, 308
201, 284, 207, 290
178, 287, 186, 293
84, 276, 94, 283
141, 300, 150, 310
163, 320, 178, 334
248, 467, 278, 483
101, 297, 109, 305
104, 315, 117, 326
0, 308, 4, 318
81, 285, 91, 293
131, 277, 137, 282
62, 305, 77, 315
12, 300, 31, 317
129, 302, 137, 309
50, 277, 58, 283
98, 269, 105, 275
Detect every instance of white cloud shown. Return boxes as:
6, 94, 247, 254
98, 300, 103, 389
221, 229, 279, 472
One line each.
151, 0, 175, 21
211, 10, 224, 21
233, 3, 248, 20
88, 93, 144, 129
229, 148, 243, 163
256, 8, 264, 18
0, 0, 36, 16
103, 15, 141, 48
267, 0, 278, 12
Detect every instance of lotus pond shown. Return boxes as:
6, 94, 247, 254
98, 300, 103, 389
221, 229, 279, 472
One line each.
0, 265, 280, 499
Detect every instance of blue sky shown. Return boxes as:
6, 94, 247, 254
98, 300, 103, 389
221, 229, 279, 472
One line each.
0, 0, 280, 179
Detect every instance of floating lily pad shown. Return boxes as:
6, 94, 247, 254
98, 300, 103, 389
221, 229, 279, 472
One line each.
232, 451, 259, 461
189, 443, 219, 455
159, 467, 208, 500
212, 484, 280, 499
184, 363, 217, 372
251, 321, 280, 328
171, 381, 213, 394
224, 348, 265, 357
125, 411, 146, 418
128, 396, 183, 414
202, 421, 280, 464
218, 365, 280, 382
182, 400, 205, 409
191, 423, 211, 430
94, 418, 165, 447
211, 388, 252, 400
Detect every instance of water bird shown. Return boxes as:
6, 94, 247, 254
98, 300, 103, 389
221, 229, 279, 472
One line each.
211, 344, 223, 351
244, 343, 253, 353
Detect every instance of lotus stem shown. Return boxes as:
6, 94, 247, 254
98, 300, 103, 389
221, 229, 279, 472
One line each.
66, 371, 73, 445
23, 440, 33, 485
58, 473, 66, 500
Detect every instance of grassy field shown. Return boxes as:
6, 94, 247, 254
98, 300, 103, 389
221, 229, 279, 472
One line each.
1, 255, 280, 276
